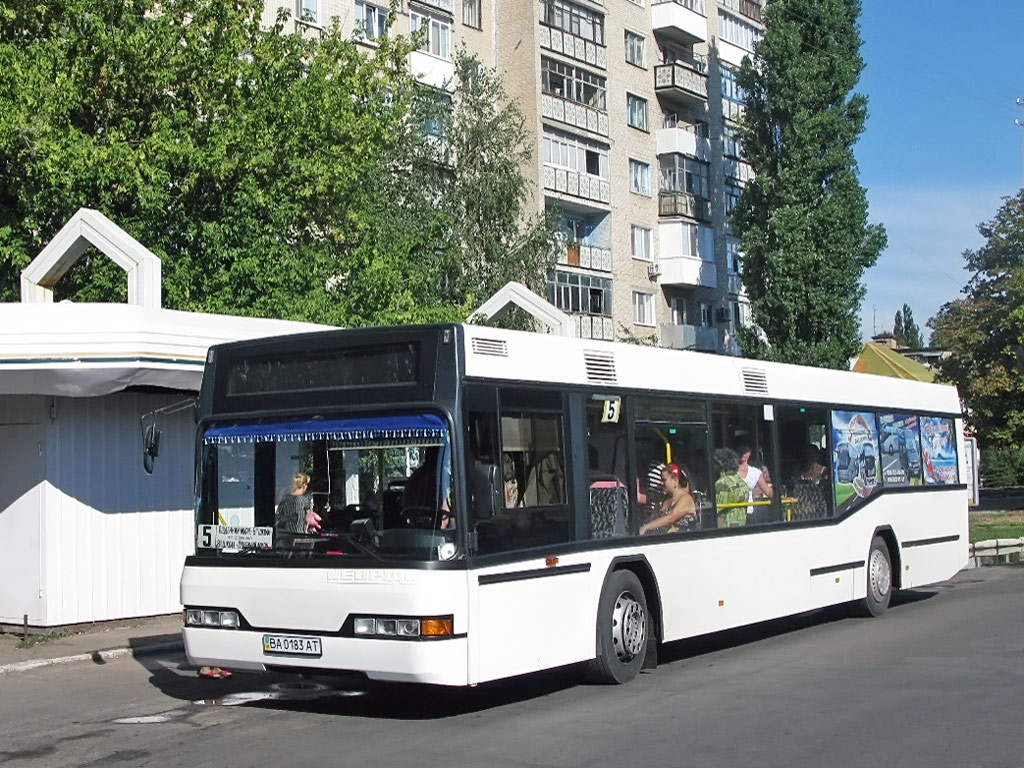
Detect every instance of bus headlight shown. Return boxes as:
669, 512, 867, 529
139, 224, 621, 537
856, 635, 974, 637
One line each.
349, 615, 452, 639
185, 608, 240, 629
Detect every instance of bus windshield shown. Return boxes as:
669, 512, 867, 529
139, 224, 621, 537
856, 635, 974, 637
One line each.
197, 411, 456, 562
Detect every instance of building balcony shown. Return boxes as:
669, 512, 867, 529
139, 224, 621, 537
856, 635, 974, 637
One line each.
661, 322, 719, 352
557, 243, 613, 272
543, 166, 611, 210
410, 51, 455, 90
656, 126, 711, 161
655, 254, 717, 288
574, 314, 615, 341
541, 94, 610, 137
658, 191, 711, 221
652, 0, 707, 44
538, 25, 607, 70
720, 0, 762, 23
654, 62, 708, 107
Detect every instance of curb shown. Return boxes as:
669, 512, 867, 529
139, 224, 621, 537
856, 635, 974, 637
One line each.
0, 640, 184, 676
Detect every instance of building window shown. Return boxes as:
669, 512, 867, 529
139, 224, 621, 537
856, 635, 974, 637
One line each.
540, 0, 605, 46
549, 271, 613, 317
629, 159, 651, 196
411, 8, 452, 60
670, 296, 687, 325
543, 127, 609, 179
726, 238, 742, 274
631, 225, 652, 262
355, 0, 389, 39
463, 0, 481, 28
541, 58, 607, 111
298, 0, 321, 24
700, 301, 712, 327
719, 11, 762, 53
625, 30, 645, 67
632, 291, 655, 327
626, 93, 648, 131
659, 154, 710, 200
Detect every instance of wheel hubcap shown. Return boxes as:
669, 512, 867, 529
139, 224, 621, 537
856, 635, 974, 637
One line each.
868, 548, 891, 602
611, 590, 647, 662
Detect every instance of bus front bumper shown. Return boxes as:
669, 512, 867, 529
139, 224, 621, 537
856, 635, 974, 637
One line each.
183, 627, 470, 686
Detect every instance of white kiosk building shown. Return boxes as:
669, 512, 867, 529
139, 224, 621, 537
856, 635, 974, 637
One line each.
0, 209, 326, 628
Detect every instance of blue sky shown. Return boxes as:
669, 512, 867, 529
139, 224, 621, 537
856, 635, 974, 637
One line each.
854, 1, 1023, 342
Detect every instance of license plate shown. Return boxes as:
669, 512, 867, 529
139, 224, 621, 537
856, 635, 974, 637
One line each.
262, 634, 323, 657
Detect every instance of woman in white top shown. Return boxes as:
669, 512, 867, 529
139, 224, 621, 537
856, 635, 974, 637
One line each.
737, 446, 774, 500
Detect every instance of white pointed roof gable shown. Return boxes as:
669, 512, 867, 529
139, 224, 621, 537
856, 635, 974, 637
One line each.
20, 207, 162, 307
472, 281, 574, 337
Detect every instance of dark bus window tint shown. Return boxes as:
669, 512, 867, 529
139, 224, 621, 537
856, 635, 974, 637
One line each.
777, 406, 832, 521
633, 397, 711, 534
879, 413, 924, 487
831, 410, 881, 514
710, 400, 777, 527
586, 395, 629, 538
920, 417, 959, 485
470, 388, 569, 554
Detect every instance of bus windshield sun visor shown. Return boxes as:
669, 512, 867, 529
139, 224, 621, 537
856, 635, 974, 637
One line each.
202, 413, 448, 445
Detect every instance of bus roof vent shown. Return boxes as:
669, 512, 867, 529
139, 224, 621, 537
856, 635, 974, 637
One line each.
740, 367, 769, 396
471, 337, 509, 357
584, 350, 617, 385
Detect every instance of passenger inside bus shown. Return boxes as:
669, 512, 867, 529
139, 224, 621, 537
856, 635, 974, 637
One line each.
640, 463, 696, 534
792, 445, 832, 520
714, 448, 748, 527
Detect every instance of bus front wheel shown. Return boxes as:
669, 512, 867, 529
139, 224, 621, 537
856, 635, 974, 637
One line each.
858, 535, 893, 617
586, 569, 648, 684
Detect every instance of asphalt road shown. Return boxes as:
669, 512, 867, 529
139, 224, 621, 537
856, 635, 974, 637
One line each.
1, 565, 1021, 768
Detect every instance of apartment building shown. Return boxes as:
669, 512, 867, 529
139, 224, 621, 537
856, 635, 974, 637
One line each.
264, 0, 763, 354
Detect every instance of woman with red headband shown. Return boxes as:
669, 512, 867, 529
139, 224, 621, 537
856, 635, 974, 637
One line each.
640, 463, 696, 534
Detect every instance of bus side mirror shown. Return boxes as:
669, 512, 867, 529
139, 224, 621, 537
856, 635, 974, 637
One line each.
472, 464, 500, 520
143, 424, 162, 475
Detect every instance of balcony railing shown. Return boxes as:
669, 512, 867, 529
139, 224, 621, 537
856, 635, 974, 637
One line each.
652, 0, 706, 15
657, 254, 717, 288
654, 62, 708, 102
538, 25, 607, 70
543, 166, 611, 207
557, 243, 613, 272
720, 0, 762, 23
541, 93, 610, 137
661, 323, 719, 352
658, 191, 711, 220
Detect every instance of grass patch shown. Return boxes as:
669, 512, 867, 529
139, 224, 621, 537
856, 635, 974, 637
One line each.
16, 627, 72, 649
970, 512, 1024, 543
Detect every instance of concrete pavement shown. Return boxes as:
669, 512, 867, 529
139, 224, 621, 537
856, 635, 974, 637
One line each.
0, 613, 184, 675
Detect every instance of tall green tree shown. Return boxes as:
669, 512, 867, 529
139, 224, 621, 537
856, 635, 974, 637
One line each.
893, 304, 923, 348
326, 49, 560, 326
732, 0, 886, 368
929, 190, 1024, 485
0, 0, 417, 319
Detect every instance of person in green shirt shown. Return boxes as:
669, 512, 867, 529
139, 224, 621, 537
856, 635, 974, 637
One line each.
714, 448, 748, 527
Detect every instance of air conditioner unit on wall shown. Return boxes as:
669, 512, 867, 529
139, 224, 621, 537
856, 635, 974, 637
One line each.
715, 307, 731, 324
647, 262, 661, 280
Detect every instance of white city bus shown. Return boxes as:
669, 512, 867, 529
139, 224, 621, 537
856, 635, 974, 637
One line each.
181, 324, 968, 685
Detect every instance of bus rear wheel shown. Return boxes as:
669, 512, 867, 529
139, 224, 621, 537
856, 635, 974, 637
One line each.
858, 535, 893, 617
586, 569, 648, 684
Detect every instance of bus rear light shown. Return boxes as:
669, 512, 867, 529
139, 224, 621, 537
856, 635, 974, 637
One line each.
350, 615, 452, 639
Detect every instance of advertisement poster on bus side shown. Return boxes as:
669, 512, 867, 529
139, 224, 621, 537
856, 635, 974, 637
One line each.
878, 413, 923, 487
831, 410, 880, 512
921, 416, 958, 485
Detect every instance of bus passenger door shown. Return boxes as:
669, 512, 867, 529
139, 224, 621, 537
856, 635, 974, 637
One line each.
464, 385, 592, 682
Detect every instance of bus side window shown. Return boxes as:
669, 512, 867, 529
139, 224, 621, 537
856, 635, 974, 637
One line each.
776, 405, 832, 521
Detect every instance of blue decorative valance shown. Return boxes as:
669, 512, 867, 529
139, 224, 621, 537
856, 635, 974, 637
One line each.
203, 413, 448, 445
